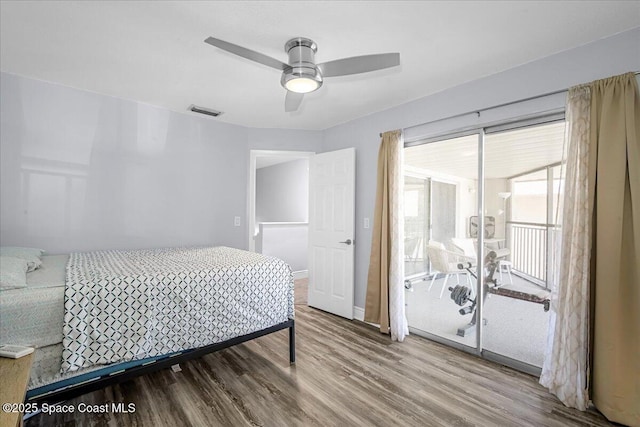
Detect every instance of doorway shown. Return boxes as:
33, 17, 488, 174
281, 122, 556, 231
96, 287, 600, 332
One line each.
248, 150, 314, 280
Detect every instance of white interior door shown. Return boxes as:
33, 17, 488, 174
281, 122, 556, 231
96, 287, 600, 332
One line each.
308, 148, 355, 319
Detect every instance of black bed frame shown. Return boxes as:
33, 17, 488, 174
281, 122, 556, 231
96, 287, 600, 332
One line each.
26, 319, 295, 406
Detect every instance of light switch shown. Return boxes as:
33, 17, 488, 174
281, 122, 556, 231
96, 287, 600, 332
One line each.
364, 217, 370, 229
234, 216, 241, 227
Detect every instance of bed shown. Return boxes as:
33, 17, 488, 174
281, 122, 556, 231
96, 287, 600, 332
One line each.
0, 246, 295, 405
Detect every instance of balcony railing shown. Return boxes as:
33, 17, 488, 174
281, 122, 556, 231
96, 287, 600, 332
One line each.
508, 222, 560, 288
510, 223, 546, 284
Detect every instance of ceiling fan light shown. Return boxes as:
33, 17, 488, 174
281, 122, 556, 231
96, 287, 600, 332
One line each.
285, 77, 319, 93
281, 66, 323, 94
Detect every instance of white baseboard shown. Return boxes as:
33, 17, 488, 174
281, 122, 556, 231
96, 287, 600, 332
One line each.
353, 306, 365, 321
293, 270, 308, 280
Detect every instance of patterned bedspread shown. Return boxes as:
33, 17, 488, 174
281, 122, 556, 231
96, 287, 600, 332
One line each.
62, 247, 294, 372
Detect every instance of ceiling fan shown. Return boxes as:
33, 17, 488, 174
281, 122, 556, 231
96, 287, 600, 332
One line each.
204, 36, 400, 112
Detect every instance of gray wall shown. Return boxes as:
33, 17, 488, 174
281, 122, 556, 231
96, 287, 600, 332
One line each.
256, 158, 309, 223
247, 127, 322, 152
0, 72, 320, 254
322, 28, 640, 308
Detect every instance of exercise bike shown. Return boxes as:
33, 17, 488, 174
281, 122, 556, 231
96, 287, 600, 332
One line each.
448, 251, 551, 337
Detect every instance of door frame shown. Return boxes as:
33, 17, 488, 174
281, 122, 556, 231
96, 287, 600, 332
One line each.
248, 150, 315, 253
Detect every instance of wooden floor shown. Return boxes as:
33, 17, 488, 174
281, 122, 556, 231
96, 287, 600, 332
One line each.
25, 283, 614, 427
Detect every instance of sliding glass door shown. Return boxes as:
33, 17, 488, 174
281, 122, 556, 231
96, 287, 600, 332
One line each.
404, 133, 480, 349
481, 122, 564, 371
403, 119, 565, 375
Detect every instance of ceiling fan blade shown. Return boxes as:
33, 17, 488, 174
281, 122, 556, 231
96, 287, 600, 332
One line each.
204, 37, 288, 71
285, 91, 304, 112
318, 53, 400, 77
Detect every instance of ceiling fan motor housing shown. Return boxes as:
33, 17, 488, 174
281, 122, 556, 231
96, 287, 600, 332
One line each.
281, 37, 323, 93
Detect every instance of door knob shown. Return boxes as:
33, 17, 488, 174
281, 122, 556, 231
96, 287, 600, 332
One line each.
339, 239, 353, 245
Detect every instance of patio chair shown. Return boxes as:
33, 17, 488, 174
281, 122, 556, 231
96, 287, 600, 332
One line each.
426, 241, 473, 299
451, 237, 477, 261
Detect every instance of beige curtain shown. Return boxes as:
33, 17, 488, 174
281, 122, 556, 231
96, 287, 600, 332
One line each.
589, 73, 639, 426
364, 130, 409, 341
541, 72, 640, 426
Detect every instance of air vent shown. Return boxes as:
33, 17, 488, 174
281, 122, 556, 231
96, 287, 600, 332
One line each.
188, 104, 223, 117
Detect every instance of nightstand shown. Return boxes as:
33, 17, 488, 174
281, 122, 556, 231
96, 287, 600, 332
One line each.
0, 353, 33, 427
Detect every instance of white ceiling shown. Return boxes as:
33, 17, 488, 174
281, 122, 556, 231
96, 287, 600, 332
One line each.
405, 121, 565, 179
1, 1, 638, 130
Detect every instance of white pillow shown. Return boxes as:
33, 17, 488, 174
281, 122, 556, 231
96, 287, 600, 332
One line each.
0, 256, 29, 290
0, 247, 44, 272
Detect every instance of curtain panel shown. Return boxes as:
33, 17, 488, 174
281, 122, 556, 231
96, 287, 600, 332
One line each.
539, 85, 592, 410
589, 73, 639, 426
541, 72, 639, 426
364, 130, 409, 342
